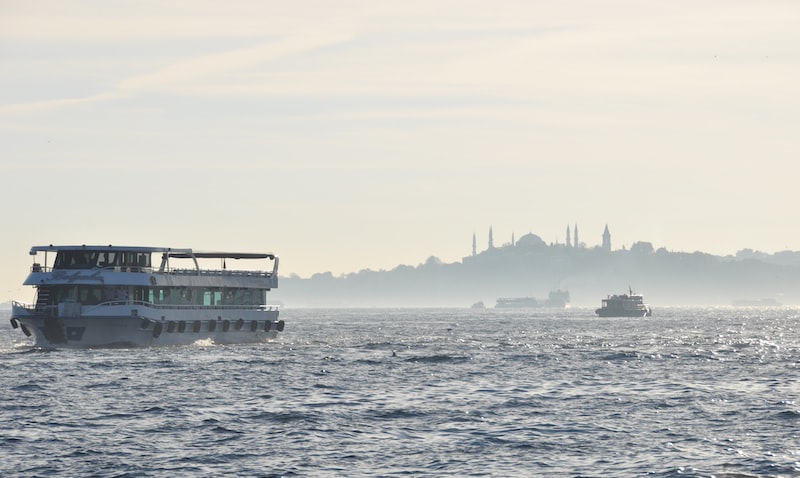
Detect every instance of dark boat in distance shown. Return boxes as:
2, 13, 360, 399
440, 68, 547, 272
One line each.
495, 290, 570, 309
596, 288, 652, 317
495, 296, 539, 308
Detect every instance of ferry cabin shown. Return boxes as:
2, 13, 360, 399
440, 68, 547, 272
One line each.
31, 246, 275, 311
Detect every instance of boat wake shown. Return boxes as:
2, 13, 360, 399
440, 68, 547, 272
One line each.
191, 338, 215, 347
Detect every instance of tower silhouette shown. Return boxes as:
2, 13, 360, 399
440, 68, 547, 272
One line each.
602, 224, 611, 251
472, 233, 477, 256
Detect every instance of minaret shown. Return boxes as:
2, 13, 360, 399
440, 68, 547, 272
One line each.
574, 224, 579, 248
472, 233, 477, 256
566, 225, 572, 248
488, 226, 494, 250
602, 224, 611, 251
511, 232, 515, 247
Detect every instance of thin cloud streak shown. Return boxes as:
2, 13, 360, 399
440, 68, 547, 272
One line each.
1, 32, 352, 113
0, 92, 121, 114
117, 33, 353, 91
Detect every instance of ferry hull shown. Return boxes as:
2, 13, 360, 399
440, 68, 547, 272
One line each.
11, 305, 282, 348
595, 308, 652, 318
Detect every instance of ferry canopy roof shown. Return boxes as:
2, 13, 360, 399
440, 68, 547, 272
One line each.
30, 245, 274, 259
168, 252, 275, 260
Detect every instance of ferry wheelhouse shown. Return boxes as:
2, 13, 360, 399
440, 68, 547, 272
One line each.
9, 245, 284, 348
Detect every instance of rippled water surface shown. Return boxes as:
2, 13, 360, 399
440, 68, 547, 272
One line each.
2, 307, 799, 477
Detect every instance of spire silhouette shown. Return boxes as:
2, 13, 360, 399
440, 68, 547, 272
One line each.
602, 224, 611, 251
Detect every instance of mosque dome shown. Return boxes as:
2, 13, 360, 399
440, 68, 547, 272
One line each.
516, 233, 547, 248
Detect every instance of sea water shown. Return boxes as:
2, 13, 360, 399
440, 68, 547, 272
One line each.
1, 307, 799, 477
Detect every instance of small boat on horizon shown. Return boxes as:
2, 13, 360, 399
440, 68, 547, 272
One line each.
595, 287, 652, 317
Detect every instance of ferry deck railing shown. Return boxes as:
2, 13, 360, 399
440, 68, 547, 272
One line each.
29, 264, 274, 278
14, 300, 280, 316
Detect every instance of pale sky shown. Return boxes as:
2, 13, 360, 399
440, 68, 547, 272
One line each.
2, 1, 799, 302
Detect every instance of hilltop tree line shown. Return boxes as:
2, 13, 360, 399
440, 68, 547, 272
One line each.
271, 240, 800, 307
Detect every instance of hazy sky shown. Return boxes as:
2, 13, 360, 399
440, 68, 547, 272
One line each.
1, 1, 799, 301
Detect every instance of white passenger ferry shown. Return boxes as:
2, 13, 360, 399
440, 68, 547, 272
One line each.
595, 288, 652, 317
9, 245, 284, 348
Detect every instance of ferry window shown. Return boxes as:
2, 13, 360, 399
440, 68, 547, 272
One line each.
53, 286, 76, 302
133, 287, 147, 302
153, 288, 167, 304
203, 290, 212, 306
101, 252, 117, 267
54, 252, 93, 269
253, 290, 265, 305
180, 288, 194, 304
214, 290, 222, 305
137, 253, 151, 268
74, 253, 88, 267
77, 287, 103, 305
116, 251, 146, 270
53, 254, 66, 268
